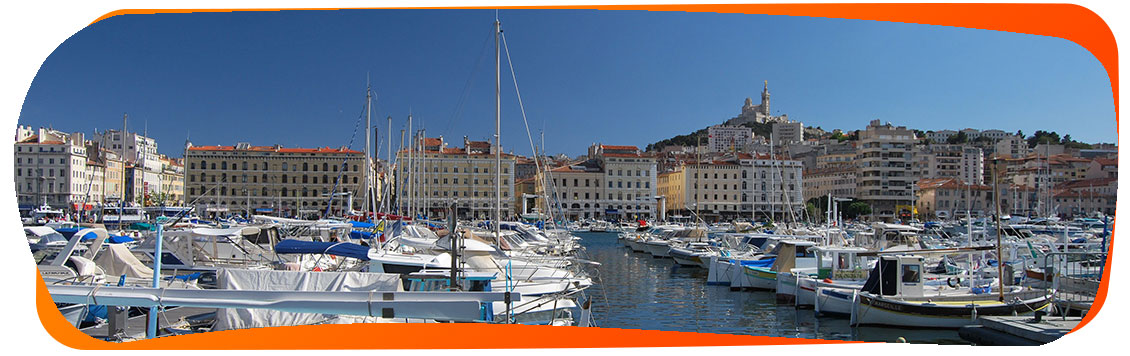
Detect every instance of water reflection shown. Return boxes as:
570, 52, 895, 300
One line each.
575, 231, 965, 344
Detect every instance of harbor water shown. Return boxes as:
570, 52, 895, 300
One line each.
575, 231, 969, 344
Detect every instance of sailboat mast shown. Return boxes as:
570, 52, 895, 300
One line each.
494, 18, 502, 239
364, 82, 373, 217
386, 115, 393, 214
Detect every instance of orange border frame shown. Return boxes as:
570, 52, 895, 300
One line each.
35, 3, 1116, 349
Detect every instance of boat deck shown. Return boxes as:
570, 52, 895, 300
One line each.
958, 315, 1080, 345
80, 306, 216, 340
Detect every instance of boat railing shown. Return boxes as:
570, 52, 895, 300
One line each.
1043, 251, 1105, 316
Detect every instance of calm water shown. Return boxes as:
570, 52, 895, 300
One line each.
573, 231, 968, 344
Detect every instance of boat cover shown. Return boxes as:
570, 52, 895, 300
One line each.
212, 268, 402, 331
274, 239, 371, 261
94, 243, 154, 279
860, 257, 899, 296
738, 258, 775, 267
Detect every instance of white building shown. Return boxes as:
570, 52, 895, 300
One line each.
13, 126, 91, 211
707, 125, 753, 153
771, 121, 804, 146
591, 144, 658, 220
99, 128, 163, 203
961, 146, 985, 185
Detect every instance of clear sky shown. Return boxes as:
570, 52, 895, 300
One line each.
18, 9, 1115, 158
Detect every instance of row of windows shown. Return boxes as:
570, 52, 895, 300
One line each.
402, 190, 511, 198
193, 173, 360, 185
192, 161, 358, 172
606, 169, 650, 177
401, 165, 510, 174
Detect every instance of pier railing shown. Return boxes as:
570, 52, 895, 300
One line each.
1042, 251, 1105, 316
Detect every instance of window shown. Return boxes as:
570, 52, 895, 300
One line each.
901, 264, 921, 283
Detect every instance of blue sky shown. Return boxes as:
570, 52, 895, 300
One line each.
17, 9, 1115, 158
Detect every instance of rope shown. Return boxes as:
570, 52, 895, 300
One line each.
501, 32, 560, 224
323, 96, 371, 218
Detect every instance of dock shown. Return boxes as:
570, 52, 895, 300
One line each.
958, 315, 1080, 346
80, 306, 216, 340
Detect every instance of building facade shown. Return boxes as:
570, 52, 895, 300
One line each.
707, 125, 753, 153
397, 136, 516, 220
14, 126, 91, 211
856, 120, 917, 221
186, 143, 365, 218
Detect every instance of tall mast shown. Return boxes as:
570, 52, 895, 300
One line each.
407, 114, 414, 219
120, 114, 127, 222
386, 115, 393, 213
364, 80, 373, 217
494, 17, 502, 239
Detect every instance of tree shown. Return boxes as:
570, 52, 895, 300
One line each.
805, 202, 819, 220
946, 131, 969, 144
844, 202, 872, 219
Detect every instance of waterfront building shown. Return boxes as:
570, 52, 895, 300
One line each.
99, 128, 163, 203
803, 167, 856, 203
707, 125, 753, 153
656, 168, 685, 220
13, 126, 91, 211
1052, 177, 1117, 216
915, 178, 1035, 219
682, 157, 744, 220
542, 159, 605, 220
856, 119, 917, 221
397, 136, 516, 220
590, 144, 658, 220
186, 142, 365, 218
159, 155, 185, 206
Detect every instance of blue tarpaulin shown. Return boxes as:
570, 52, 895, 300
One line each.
349, 230, 374, 240
739, 258, 776, 268
274, 239, 371, 261
55, 227, 133, 244
350, 221, 375, 229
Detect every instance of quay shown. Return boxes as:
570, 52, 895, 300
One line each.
958, 315, 1081, 346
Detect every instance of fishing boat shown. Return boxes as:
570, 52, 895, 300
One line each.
733, 239, 817, 291
850, 255, 1053, 328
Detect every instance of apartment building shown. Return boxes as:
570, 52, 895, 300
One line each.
856, 120, 917, 221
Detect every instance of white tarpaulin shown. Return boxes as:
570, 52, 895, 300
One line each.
213, 269, 402, 331
94, 243, 154, 279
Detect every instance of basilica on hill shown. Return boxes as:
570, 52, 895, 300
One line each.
724, 81, 790, 126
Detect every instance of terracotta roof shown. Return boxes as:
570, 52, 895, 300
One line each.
421, 137, 442, 146
916, 178, 991, 191
17, 135, 38, 143
1093, 157, 1118, 166
1058, 177, 1117, 189
600, 144, 639, 151
602, 152, 654, 158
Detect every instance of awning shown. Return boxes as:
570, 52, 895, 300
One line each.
273, 239, 370, 261
255, 208, 274, 213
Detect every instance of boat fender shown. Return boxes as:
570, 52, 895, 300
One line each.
947, 277, 961, 288
823, 278, 834, 284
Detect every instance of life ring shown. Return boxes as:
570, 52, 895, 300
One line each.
947, 277, 961, 288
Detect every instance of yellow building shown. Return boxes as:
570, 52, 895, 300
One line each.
657, 168, 685, 220
396, 136, 516, 219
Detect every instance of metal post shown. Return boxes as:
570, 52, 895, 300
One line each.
146, 223, 164, 338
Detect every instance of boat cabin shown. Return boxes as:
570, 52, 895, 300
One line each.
860, 255, 925, 298
809, 246, 872, 280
